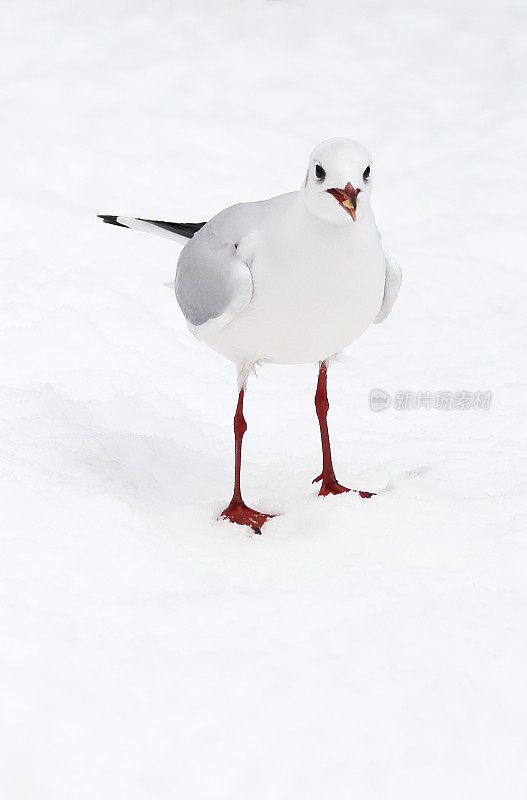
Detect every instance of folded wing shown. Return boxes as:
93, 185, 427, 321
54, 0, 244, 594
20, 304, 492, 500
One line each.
374, 253, 402, 323
175, 198, 289, 337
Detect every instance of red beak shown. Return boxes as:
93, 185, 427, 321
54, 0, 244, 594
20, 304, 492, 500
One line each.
327, 182, 361, 221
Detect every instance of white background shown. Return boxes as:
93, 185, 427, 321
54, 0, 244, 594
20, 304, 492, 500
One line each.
1, 1, 526, 797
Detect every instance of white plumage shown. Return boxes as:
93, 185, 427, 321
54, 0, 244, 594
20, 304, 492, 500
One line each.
99, 137, 403, 531
175, 138, 401, 383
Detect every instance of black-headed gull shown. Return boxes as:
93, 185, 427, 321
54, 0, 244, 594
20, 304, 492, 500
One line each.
99, 138, 402, 533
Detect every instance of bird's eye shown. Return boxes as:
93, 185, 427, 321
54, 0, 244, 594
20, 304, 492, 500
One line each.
363, 165, 371, 182
315, 163, 326, 180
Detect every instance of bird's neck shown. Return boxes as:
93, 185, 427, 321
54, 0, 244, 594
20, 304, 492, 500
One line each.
290, 193, 375, 240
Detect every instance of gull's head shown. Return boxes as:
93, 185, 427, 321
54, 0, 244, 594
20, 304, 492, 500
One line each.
301, 138, 373, 224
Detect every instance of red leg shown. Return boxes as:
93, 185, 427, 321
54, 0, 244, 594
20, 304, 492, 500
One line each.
312, 361, 374, 499
220, 387, 274, 533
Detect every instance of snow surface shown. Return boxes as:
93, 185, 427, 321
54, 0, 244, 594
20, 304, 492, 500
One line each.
1, 1, 527, 798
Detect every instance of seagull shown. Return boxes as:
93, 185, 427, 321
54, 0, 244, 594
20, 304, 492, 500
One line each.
99, 138, 402, 533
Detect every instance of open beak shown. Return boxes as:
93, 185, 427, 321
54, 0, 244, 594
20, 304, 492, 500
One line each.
327, 182, 361, 221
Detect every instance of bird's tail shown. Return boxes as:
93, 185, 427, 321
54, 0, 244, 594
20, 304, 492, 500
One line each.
97, 215, 207, 245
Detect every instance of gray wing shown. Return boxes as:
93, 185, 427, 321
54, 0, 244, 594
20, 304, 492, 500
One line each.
374, 252, 402, 323
175, 193, 295, 336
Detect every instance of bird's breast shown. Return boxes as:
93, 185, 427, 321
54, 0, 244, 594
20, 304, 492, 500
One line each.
240, 223, 385, 363
207, 207, 386, 366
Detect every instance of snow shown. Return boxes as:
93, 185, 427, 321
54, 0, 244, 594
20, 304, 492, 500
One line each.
1, 0, 527, 797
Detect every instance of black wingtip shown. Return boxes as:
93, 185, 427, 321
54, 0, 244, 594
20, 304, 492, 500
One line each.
97, 215, 128, 228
